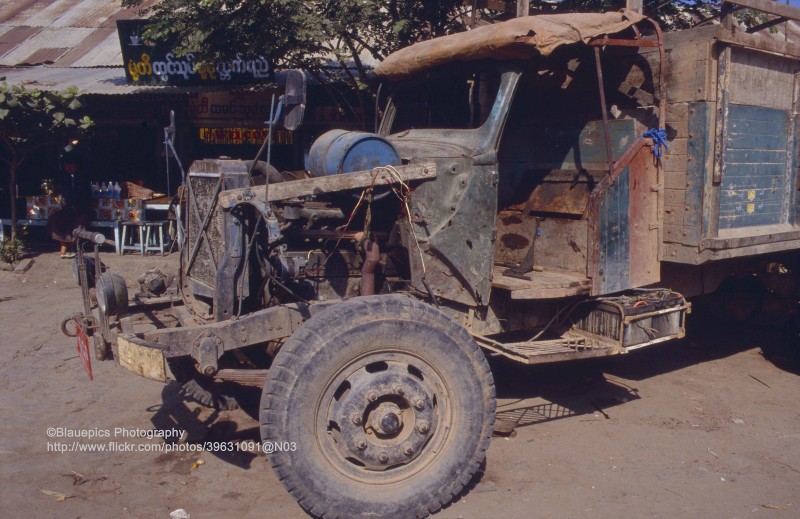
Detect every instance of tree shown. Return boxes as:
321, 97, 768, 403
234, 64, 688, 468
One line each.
0, 82, 93, 239
122, 0, 475, 125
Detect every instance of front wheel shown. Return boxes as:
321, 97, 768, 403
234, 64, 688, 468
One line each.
261, 295, 495, 519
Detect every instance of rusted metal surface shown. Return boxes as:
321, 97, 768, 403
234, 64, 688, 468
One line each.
142, 303, 308, 356
473, 333, 613, 365
588, 36, 660, 47
360, 239, 380, 296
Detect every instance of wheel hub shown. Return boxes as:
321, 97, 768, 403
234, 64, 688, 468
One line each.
330, 364, 436, 470
369, 402, 403, 436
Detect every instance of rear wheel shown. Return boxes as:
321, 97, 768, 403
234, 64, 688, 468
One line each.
261, 295, 495, 519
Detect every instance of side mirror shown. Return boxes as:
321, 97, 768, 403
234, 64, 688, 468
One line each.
281, 69, 306, 131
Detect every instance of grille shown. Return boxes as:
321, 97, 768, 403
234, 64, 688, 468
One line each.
185, 159, 250, 295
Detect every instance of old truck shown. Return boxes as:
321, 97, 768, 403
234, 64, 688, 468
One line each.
64, 3, 798, 518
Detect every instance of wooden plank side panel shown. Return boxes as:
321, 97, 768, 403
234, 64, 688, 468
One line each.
683, 102, 714, 244
728, 47, 797, 110
719, 104, 789, 230
628, 147, 661, 287
662, 41, 715, 103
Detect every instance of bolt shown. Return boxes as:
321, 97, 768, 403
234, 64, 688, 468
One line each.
378, 452, 389, 464
351, 413, 362, 426
417, 420, 429, 434
367, 391, 379, 403
412, 398, 425, 410
402, 442, 414, 457
356, 439, 367, 450
392, 384, 404, 396
203, 366, 216, 377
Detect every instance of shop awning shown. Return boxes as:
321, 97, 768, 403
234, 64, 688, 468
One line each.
0, 65, 279, 95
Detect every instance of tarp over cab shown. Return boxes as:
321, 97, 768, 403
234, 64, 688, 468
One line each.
374, 9, 646, 80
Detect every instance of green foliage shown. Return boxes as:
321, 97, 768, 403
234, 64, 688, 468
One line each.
0, 237, 25, 268
0, 81, 93, 157
0, 82, 93, 238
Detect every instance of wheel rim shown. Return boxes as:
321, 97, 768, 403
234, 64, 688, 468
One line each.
316, 349, 452, 484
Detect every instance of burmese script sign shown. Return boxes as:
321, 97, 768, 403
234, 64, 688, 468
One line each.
117, 20, 273, 86
188, 91, 279, 122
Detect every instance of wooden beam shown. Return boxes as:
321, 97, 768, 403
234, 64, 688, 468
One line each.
626, 0, 644, 14
723, 0, 800, 22
219, 163, 438, 206
746, 16, 787, 33
516, 0, 529, 17
717, 29, 800, 59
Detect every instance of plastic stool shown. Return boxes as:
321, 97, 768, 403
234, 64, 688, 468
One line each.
119, 221, 145, 255
143, 221, 168, 255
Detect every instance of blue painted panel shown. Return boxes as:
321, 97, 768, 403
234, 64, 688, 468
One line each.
720, 104, 790, 230
597, 167, 630, 294
725, 149, 786, 164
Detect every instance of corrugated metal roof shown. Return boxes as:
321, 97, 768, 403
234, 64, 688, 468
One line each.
0, 25, 42, 45
57, 27, 118, 67
1, 26, 94, 66
0, 0, 154, 67
17, 47, 70, 66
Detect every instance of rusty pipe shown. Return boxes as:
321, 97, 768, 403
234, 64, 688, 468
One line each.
360, 239, 380, 296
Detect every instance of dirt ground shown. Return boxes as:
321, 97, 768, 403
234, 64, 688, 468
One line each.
1, 240, 798, 519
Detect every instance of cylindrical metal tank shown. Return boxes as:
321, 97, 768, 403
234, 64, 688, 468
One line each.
307, 130, 401, 177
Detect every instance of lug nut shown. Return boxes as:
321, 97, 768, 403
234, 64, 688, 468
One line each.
412, 398, 425, 410
367, 391, 379, 402
356, 439, 367, 450
402, 442, 414, 456
378, 452, 389, 464
392, 384, 404, 396
416, 420, 429, 434
351, 413, 362, 426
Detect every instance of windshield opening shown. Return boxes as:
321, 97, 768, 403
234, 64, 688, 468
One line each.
383, 66, 502, 134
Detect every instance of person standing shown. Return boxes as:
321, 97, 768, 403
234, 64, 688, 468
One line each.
46, 140, 91, 258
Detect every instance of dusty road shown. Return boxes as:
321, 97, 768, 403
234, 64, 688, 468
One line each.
1, 245, 798, 519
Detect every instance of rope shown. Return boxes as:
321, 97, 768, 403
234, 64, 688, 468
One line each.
643, 128, 669, 159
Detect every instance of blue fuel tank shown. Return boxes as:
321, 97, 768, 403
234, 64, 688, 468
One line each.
307, 130, 401, 177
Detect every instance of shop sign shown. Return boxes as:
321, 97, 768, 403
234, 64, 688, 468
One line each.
117, 20, 273, 85
188, 92, 278, 122
199, 127, 293, 145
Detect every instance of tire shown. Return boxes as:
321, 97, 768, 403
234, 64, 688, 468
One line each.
261, 295, 495, 519
167, 356, 240, 411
